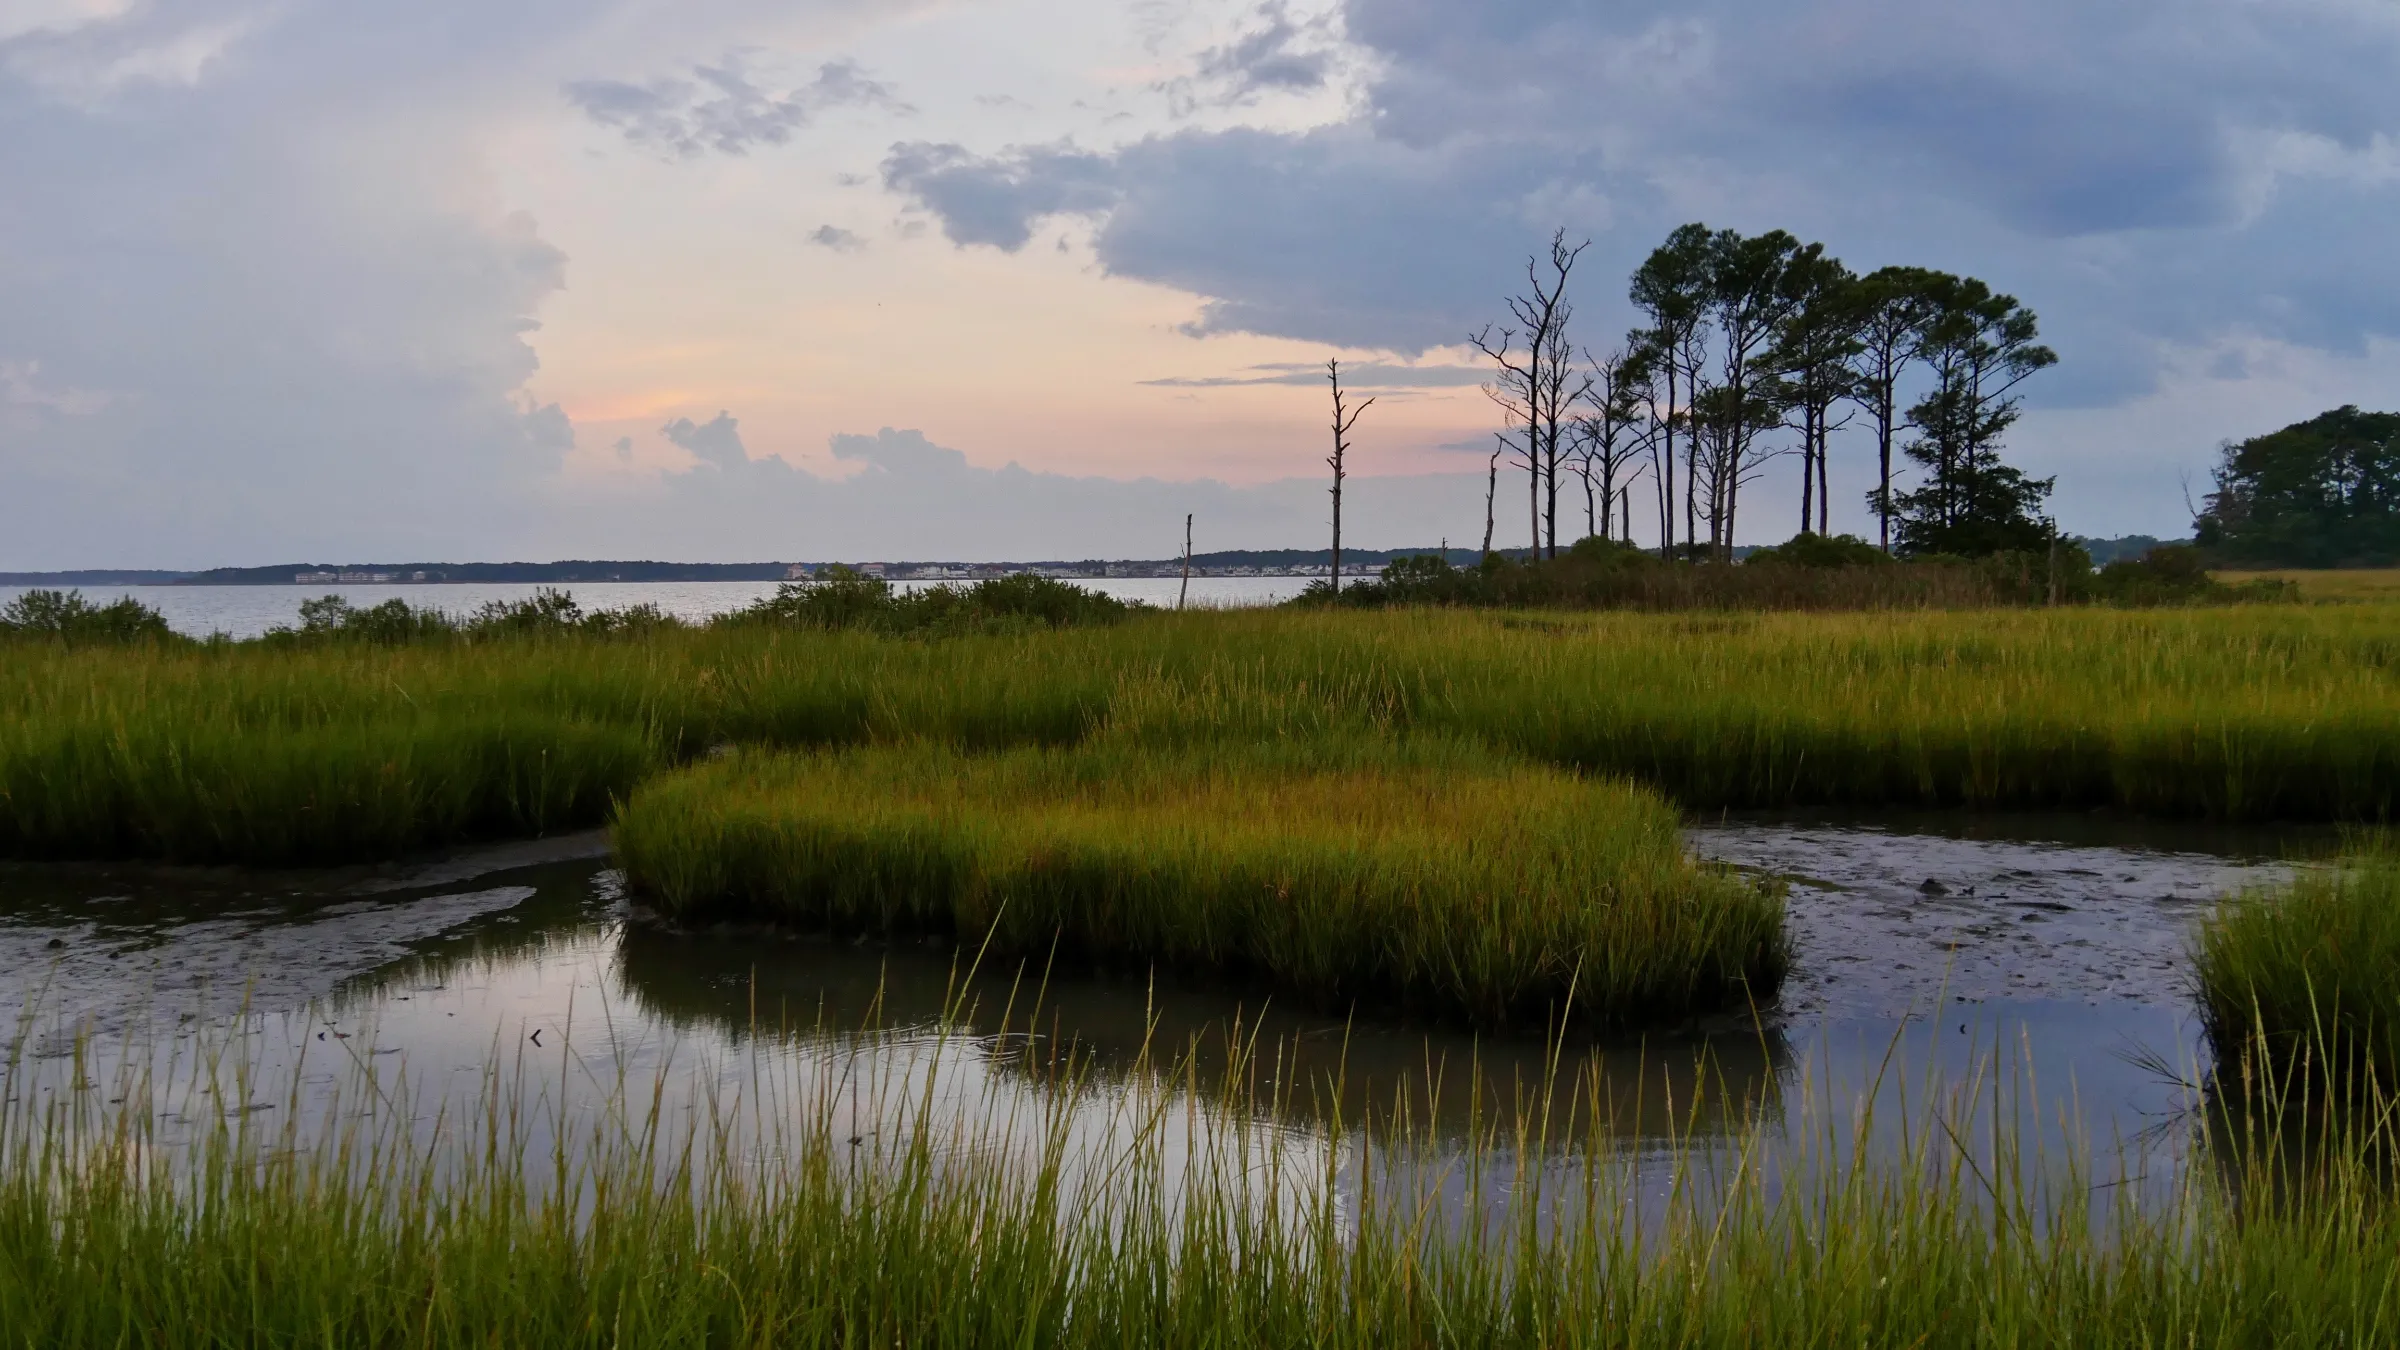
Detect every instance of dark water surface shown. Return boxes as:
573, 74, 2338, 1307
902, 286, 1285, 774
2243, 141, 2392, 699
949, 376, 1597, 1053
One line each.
0, 814, 2334, 1216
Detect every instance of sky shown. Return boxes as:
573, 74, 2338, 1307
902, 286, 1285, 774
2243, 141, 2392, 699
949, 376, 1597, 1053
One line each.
4, 0, 2399, 567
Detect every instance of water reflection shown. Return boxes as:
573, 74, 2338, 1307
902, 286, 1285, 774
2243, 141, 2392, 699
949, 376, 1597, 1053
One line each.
609, 921, 1790, 1151
2, 811, 2296, 1228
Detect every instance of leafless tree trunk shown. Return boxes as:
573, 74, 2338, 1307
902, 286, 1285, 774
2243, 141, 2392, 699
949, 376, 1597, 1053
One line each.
1473, 230, 1589, 561
1325, 360, 1373, 597
1482, 438, 1502, 560
1178, 513, 1192, 610
1538, 320, 1590, 556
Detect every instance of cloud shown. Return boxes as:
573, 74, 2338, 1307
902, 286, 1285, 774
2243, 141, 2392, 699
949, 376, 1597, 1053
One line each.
880, 141, 1120, 250
881, 0, 2400, 387
1166, 2, 1334, 113
660, 410, 752, 470
0, 0, 590, 568
566, 55, 907, 159
808, 223, 865, 251
1140, 360, 1487, 388
553, 425, 1495, 561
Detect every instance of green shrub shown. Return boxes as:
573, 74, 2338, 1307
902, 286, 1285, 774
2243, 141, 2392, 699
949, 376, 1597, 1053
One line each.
1745, 532, 1890, 569
0, 589, 177, 644
2094, 544, 2291, 606
294, 594, 457, 642
274, 589, 686, 645
723, 568, 1129, 636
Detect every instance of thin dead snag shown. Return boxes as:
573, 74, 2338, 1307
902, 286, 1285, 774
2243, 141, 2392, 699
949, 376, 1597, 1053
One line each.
1471, 230, 1590, 560
1326, 360, 1374, 596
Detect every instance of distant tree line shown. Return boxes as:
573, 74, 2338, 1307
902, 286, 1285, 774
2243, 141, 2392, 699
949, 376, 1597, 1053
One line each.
2195, 406, 2400, 566
1468, 224, 2061, 562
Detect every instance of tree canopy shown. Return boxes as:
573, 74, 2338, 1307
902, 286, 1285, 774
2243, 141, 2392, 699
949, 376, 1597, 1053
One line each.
2194, 407, 2400, 567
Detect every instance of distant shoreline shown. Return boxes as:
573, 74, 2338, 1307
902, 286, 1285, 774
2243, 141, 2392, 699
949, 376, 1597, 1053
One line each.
0, 548, 1505, 588
0, 536, 2182, 587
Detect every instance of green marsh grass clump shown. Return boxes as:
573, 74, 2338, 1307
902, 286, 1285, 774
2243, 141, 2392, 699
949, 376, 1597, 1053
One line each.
11, 1018, 2400, 1346
0, 626, 1119, 864
2195, 845, 2400, 1095
12, 600, 2400, 866
612, 738, 1786, 1028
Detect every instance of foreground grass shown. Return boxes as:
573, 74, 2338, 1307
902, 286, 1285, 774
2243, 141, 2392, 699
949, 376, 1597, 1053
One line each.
9, 601, 2400, 865
7, 1020, 2400, 1347
614, 738, 1784, 1028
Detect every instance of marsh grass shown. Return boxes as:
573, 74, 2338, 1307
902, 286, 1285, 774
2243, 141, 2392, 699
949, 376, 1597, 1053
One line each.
10, 602, 2400, 865
10, 994, 2400, 1346
2195, 844, 2400, 1111
612, 738, 1785, 1029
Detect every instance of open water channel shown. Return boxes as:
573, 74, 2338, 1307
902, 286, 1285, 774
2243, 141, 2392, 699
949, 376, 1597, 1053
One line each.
0, 812, 2332, 1227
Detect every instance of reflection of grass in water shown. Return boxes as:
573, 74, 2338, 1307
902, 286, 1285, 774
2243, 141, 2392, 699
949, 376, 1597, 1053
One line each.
612, 738, 1786, 1030
12, 1001, 2400, 1343
606, 926, 1792, 1148
14, 603, 2400, 869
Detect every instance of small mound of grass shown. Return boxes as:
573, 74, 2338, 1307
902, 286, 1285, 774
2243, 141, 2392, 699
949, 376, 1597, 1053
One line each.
2196, 845, 2400, 1092
612, 738, 1786, 1029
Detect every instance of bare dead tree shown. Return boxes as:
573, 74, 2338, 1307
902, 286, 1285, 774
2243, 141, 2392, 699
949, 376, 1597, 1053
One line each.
1178, 512, 1192, 610
1538, 318, 1594, 556
1572, 344, 1651, 543
1472, 229, 1589, 560
1326, 360, 1374, 597
1481, 437, 1503, 560
1471, 327, 1537, 555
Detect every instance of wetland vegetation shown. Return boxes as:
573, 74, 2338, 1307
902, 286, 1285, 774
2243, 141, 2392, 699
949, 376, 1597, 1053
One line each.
6, 596, 2400, 868
8, 1005, 2400, 1348
11, 573, 2400, 1344
614, 738, 1784, 1028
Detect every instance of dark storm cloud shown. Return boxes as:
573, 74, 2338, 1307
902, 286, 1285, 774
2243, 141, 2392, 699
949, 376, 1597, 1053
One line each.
883, 0, 2400, 386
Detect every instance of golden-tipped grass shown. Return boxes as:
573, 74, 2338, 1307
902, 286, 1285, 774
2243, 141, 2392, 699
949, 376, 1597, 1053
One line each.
11, 1009, 2400, 1346
10, 600, 2400, 864
612, 739, 1785, 1028
2215, 568, 2400, 602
